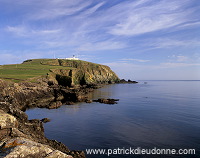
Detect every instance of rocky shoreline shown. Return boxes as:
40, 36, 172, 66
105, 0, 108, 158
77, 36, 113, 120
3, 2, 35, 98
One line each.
0, 78, 98, 158
0, 75, 137, 157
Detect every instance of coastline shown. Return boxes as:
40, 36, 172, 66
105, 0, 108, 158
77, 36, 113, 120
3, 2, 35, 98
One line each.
0, 59, 137, 157
0, 79, 135, 157
0, 78, 98, 158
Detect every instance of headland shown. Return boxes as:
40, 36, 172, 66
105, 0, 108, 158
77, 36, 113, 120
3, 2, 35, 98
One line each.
0, 59, 121, 157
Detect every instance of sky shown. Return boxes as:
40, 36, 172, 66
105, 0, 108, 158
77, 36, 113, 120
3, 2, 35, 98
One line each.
0, 0, 200, 80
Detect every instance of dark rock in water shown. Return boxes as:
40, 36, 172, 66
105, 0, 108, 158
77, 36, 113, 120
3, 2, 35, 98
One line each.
93, 98, 119, 104
119, 79, 126, 83
41, 118, 51, 123
85, 99, 92, 103
66, 101, 75, 105
119, 79, 138, 83
48, 101, 62, 109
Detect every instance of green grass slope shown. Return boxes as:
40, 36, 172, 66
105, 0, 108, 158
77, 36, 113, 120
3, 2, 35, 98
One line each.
0, 59, 72, 82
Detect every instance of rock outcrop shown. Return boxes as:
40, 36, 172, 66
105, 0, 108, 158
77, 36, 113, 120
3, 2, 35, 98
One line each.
41, 59, 120, 86
0, 137, 73, 158
0, 103, 85, 158
119, 79, 138, 83
0, 110, 74, 158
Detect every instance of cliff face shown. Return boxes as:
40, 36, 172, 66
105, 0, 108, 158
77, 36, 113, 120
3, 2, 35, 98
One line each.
42, 59, 120, 86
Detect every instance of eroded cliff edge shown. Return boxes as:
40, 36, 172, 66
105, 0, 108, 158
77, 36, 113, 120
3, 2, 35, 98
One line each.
0, 59, 120, 158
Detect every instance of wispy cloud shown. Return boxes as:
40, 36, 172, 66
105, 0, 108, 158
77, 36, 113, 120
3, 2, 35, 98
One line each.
178, 21, 200, 29
106, 60, 200, 80
174, 55, 189, 62
121, 58, 150, 62
145, 38, 200, 49
6, 26, 61, 37
4, 0, 91, 20
6, 26, 27, 37
31, 1, 91, 20
1, 0, 200, 80
160, 62, 200, 68
77, 40, 127, 51
81, 2, 105, 16
2, 0, 199, 53
108, 0, 194, 36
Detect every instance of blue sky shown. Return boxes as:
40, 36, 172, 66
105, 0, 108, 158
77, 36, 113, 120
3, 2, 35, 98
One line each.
0, 0, 200, 80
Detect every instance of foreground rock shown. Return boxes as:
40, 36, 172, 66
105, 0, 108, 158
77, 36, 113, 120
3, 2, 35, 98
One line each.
48, 101, 62, 109
0, 110, 18, 129
0, 137, 73, 158
0, 110, 85, 158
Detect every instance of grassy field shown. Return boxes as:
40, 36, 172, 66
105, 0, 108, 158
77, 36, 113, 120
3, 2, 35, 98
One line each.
0, 59, 72, 82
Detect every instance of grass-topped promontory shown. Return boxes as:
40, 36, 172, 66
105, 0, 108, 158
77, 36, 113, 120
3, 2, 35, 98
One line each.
0, 59, 76, 82
0, 58, 119, 85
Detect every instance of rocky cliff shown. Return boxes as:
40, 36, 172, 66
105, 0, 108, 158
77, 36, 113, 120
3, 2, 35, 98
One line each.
41, 59, 120, 86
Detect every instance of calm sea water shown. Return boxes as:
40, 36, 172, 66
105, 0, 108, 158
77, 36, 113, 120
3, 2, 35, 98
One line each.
26, 81, 200, 158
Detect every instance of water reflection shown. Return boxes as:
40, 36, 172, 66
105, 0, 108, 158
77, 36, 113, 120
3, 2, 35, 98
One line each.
26, 81, 200, 158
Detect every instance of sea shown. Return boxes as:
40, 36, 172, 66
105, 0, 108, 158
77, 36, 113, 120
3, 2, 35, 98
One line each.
26, 80, 200, 158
